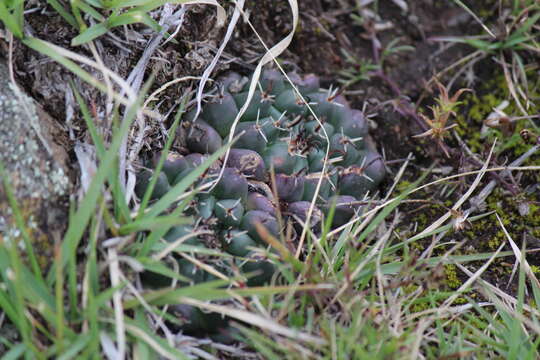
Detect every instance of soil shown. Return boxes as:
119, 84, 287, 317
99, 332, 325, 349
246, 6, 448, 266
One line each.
4, 0, 539, 294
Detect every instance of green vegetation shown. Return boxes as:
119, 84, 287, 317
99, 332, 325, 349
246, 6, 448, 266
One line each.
0, 0, 539, 358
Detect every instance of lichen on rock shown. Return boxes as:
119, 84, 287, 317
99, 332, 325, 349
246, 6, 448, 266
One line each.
0, 59, 71, 268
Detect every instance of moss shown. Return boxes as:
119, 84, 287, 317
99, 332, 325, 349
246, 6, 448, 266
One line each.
487, 232, 505, 250
456, 71, 540, 158
444, 264, 462, 289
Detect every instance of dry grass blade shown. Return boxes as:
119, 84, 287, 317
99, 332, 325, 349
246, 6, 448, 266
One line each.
123, 323, 180, 360
178, 252, 235, 284
255, 222, 292, 260
331, 217, 395, 304
179, 297, 327, 345
410, 140, 495, 241
153, 230, 212, 261
193, 0, 243, 123
108, 247, 126, 360
496, 213, 540, 290
451, 0, 496, 38
212, 0, 299, 197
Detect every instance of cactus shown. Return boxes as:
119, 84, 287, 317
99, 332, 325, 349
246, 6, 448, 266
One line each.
134, 68, 387, 341
135, 69, 386, 334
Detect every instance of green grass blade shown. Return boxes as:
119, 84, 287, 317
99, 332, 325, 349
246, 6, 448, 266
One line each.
0, 162, 45, 284
136, 99, 186, 218
118, 215, 192, 235
71, 85, 131, 223
47, 0, 78, 28
46, 76, 152, 283
1, 343, 27, 360
144, 140, 235, 219
0, 0, 24, 39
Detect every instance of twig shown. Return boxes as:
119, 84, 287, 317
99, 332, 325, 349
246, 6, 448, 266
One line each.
467, 144, 540, 213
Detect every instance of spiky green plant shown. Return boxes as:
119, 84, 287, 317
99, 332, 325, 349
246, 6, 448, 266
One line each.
135, 68, 386, 338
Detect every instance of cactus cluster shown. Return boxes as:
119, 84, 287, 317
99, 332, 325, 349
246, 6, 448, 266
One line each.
135, 69, 385, 338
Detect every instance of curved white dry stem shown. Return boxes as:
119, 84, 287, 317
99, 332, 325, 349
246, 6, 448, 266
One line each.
185, 0, 226, 26
442, 241, 506, 309
87, 41, 114, 122
467, 144, 540, 213
209, 0, 301, 199
179, 252, 239, 286
192, 0, 244, 123
120, 272, 176, 347
451, 0, 497, 39
142, 76, 203, 110
230, 0, 328, 257
121, 6, 187, 200
121, 322, 179, 359
497, 213, 540, 290
455, 263, 540, 318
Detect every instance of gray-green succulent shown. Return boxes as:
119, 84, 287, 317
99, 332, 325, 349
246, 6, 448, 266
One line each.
135, 68, 386, 337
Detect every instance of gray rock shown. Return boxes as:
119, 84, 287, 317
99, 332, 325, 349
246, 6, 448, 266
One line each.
0, 59, 71, 268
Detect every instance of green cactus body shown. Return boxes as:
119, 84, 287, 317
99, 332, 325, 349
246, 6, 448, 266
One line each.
263, 142, 297, 175
215, 199, 245, 227
274, 89, 308, 117
326, 195, 359, 227
288, 201, 323, 228
164, 225, 196, 243
220, 229, 257, 256
241, 259, 276, 287
274, 174, 305, 202
305, 120, 335, 140
240, 210, 280, 243
247, 192, 276, 214
200, 92, 238, 137
226, 149, 267, 181
255, 69, 288, 95
197, 196, 216, 219
153, 152, 189, 183
330, 133, 361, 167
233, 91, 272, 121
137, 68, 386, 300
303, 173, 333, 201
135, 170, 170, 200
186, 120, 223, 154
213, 168, 248, 202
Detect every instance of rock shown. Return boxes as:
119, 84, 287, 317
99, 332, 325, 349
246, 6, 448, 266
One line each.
0, 59, 71, 269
